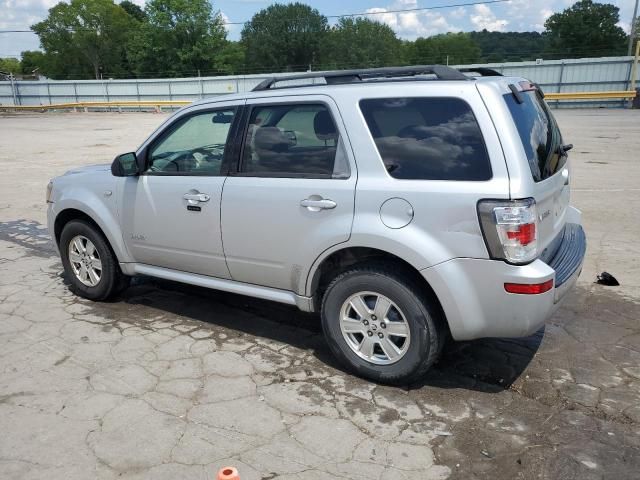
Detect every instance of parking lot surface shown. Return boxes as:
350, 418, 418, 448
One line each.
1, 109, 639, 479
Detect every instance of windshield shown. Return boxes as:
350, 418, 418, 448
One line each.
504, 90, 565, 182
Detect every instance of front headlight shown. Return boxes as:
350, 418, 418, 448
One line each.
46, 181, 54, 203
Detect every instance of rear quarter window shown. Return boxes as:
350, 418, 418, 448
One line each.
504, 90, 565, 182
359, 97, 492, 181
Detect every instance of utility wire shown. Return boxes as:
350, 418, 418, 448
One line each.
0, 0, 512, 33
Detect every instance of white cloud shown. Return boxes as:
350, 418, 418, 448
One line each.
617, 21, 630, 34
365, 0, 461, 39
470, 4, 508, 32
449, 7, 467, 20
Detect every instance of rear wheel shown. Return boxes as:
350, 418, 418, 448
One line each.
60, 220, 129, 301
321, 265, 442, 384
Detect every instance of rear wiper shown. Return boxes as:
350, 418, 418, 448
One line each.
558, 143, 573, 155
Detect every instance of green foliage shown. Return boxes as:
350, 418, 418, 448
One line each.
544, 0, 627, 58
469, 31, 548, 62
25, 0, 635, 79
119, 0, 146, 22
408, 33, 481, 65
241, 3, 328, 72
0, 57, 21, 74
321, 18, 401, 69
126, 0, 227, 77
32, 0, 136, 79
20, 51, 46, 75
214, 41, 246, 75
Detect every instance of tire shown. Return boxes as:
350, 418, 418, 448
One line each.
59, 220, 129, 301
321, 264, 442, 385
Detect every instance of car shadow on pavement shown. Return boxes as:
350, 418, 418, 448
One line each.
119, 276, 540, 394
0, 218, 539, 395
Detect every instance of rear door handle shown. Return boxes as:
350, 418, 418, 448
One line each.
300, 198, 337, 211
183, 193, 210, 203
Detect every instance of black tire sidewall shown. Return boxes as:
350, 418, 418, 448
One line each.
321, 269, 437, 384
59, 220, 119, 301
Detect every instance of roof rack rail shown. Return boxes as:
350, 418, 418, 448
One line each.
252, 65, 469, 91
458, 67, 503, 77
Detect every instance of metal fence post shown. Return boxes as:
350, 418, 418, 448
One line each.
9, 74, 18, 105
73, 82, 79, 103
556, 61, 565, 109
168, 81, 173, 101
135, 81, 141, 112
14, 77, 21, 105
630, 40, 640, 108
46, 81, 52, 105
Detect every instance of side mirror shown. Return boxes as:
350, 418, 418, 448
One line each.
111, 152, 139, 177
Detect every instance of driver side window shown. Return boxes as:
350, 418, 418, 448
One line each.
147, 109, 236, 175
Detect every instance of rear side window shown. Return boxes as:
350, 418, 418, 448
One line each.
240, 103, 350, 178
359, 97, 492, 181
504, 90, 565, 182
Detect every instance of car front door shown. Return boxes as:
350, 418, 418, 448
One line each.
119, 104, 240, 278
221, 95, 357, 292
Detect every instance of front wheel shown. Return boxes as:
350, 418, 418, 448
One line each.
321, 265, 442, 385
60, 220, 129, 301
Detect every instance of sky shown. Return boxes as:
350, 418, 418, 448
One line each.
0, 0, 637, 58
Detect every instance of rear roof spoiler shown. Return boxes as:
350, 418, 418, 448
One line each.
458, 67, 503, 77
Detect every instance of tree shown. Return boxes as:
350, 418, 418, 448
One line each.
241, 3, 328, 72
214, 41, 246, 75
127, 0, 227, 77
20, 51, 46, 75
469, 30, 548, 62
32, 0, 137, 79
407, 33, 481, 65
119, 0, 146, 22
544, 0, 627, 58
0, 58, 21, 74
321, 18, 401, 69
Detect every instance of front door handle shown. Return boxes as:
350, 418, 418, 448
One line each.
300, 198, 337, 211
183, 192, 210, 204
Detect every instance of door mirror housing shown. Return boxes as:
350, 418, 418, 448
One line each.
111, 152, 139, 177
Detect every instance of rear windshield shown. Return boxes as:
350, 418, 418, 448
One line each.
359, 97, 492, 181
504, 90, 565, 182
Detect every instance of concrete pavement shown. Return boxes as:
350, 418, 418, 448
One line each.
0, 109, 639, 479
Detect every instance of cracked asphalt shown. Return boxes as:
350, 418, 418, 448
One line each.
1, 109, 639, 480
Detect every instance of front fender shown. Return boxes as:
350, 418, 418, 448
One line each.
51, 185, 131, 263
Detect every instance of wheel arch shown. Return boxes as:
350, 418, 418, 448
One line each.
53, 206, 129, 263
307, 246, 450, 336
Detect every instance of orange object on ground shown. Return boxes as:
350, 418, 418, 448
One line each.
217, 466, 239, 480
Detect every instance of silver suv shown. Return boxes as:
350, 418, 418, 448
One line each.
46, 66, 586, 384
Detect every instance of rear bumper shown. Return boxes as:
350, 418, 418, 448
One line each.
421, 217, 585, 341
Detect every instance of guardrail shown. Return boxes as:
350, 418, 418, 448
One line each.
0, 90, 636, 112
545, 90, 637, 100
0, 100, 191, 112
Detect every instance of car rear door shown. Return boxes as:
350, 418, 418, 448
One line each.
220, 95, 356, 292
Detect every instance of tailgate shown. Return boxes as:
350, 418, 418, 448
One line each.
503, 86, 570, 254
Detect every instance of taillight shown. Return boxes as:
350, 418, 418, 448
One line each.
478, 198, 538, 264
